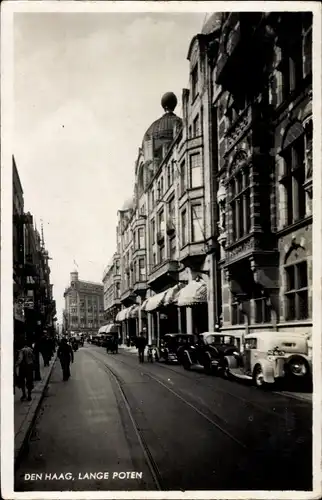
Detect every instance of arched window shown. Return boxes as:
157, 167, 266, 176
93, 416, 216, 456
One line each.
284, 246, 309, 320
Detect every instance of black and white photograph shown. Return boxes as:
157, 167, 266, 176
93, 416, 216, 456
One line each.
1, 1, 321, 498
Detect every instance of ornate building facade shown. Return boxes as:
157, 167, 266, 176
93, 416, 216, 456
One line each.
103, 12, 313, 347
212, 12, 312, 343
102, 252, 121, 323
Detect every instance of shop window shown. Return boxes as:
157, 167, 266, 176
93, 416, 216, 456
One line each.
285, 261, 309, 320
280, 134, 306, 225
191, 204, 203, 242
254, 297, 271, 324
180, 160, 186, 196
230, 169, 251, 241
181, 209, 187, 247
191, 64, 199, 101
190, 153, 202, 188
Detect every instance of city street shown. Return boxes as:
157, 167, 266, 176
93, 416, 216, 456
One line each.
15, 343, 312, 492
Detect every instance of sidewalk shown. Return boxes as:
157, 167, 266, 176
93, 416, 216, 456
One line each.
14, 351, 57, 465
119, 344, 138, 354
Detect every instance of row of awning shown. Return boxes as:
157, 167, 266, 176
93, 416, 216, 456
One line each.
116, 280, 207, 321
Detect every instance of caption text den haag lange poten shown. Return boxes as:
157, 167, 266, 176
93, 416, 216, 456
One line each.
24, 471, 143, 481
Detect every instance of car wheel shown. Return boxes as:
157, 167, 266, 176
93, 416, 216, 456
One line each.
222, 360, 230, 379
253, 365, 265, 388
204, 359, 213, 375
183, 355, 191, 371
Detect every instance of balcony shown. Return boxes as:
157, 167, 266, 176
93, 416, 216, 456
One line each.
148, 259, 179, 287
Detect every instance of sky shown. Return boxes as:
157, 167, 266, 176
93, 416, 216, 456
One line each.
14, 11, 206, 325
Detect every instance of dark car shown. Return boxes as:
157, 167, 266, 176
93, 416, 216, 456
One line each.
157, 334, 194, 364
181, 333, 239, 374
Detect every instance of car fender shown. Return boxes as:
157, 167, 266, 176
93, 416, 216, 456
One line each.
224, 355, 238, 370
183, 350, 193, 364
256, 359, 275, 384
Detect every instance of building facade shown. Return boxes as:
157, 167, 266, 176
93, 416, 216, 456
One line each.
63, 271, 104, 336
102, 252, 121, 322
103, 12, 313, 347
212, 12, 312, 343
13, 156, 57, 353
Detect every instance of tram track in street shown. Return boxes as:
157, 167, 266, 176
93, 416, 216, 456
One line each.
87, 349, 248, 451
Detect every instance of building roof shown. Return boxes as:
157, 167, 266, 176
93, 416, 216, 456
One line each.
142, 93, 182, 144
201, 13, 223, 35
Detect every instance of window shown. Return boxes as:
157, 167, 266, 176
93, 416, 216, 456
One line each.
281, 135, 306, 225
191, 64, 199, 101
180, 161, 186, 196
231, 301, 245, 325
151, 189, 155, 208
191, 204, 203, 242
159, 243, 165, 262
171, 160, 175, 183
160, 177, 164, 197
181, 210, 187, 246
158, 210, 164, 231
138, 228, 144, 249
230, 170, 251, 241
115, 260, 120, 275
190, 153, 202, 188
254, 297, 271, 324
168, 197, 175, 219
245, 338, 257, 349
153, 252, 156, 266
116, 282, 120, 298
189, 125, 192, 138
193, 114, 200, 136
139, 259, 146, 281
280, 34, 303, 100
169, 237, 176, 259
151, 219, 155, 244
285, 261, 309, 320
157, 181, 161, 201
167, 165, 171, 188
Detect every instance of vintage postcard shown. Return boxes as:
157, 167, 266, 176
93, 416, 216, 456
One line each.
1, 1, 321, 499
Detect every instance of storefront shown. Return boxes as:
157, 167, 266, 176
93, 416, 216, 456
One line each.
177, 279, 208, 334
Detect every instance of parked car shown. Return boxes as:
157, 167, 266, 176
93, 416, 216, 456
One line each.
157, 334, 194, 364
181, 333, 238, 374
222, 331, 312, 388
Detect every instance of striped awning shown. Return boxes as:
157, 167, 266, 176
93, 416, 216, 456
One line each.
177, 280, 208, 307
116, 308, 128, 322
98, 324, 119, 334
145, 290, 167, 312
163, 284, 184, 306
141, 299, 149, 311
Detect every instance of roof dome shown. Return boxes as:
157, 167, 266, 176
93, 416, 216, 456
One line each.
143, 93, 182, 144
201, 13, 223, 35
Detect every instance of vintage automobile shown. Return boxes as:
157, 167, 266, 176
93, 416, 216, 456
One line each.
157, 333, 194, 364
222, 331, 312, 388
181, 333, 238, 374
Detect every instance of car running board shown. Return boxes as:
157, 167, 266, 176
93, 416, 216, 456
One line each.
229, 368, 253, 380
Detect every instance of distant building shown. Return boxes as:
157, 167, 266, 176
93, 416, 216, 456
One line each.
102, 252, 121, 323
64, 271, 104, 335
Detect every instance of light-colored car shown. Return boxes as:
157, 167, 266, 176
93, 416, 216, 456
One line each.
223, 331, 312, 388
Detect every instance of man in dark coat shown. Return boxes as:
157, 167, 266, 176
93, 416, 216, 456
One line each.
137, 330, 148, 363
57, 338, 74, 381
16, 339, 35, 401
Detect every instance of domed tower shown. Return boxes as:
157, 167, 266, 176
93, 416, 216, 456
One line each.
138, 92, 182, 193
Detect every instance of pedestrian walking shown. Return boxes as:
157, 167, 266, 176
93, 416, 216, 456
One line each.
15, 339, 35, 401
57, 337, 74, 381
137, 329, 148, 363
40, 333, 51, 367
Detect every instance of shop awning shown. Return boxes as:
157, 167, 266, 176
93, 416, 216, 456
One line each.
125, 305, 137, 319
98, 324, 119, 334
141, 299, 149, 311
177, 280, 208, 307
116, 308, 128, 322
145, 290, 167, 312
163, 284, 184, 306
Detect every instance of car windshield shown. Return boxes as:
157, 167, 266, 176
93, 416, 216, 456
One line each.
204, 334, 235, 345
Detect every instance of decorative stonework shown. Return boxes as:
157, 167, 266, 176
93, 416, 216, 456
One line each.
229, 149, 248, 176
226, 106, 252, 151
226, 237, 255, 261
217, 179, 227, 248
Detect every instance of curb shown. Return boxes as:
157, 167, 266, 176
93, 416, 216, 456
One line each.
273, 390, 312, 403
14, 352, 57, 469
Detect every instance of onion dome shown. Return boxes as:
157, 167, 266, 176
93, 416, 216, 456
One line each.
143, 92, 182, 143
201, 13, 223, 35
